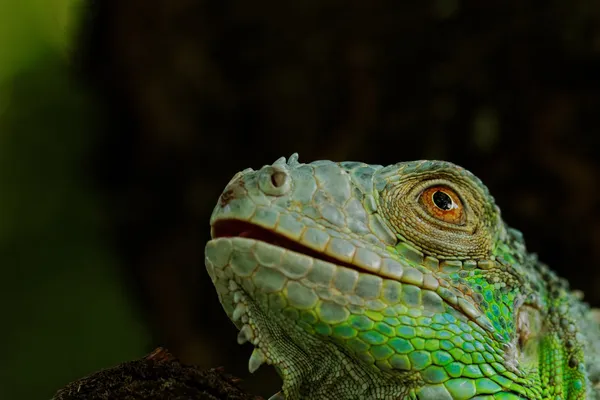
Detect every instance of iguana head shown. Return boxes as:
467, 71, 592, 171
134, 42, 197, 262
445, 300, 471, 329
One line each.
205, 154, 592, 400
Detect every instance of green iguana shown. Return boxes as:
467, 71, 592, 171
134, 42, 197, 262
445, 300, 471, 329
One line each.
204, 154, 600, 400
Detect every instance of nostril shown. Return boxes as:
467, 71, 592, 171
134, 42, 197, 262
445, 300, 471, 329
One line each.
259, 166, 291, 195
271, 170, 287, 188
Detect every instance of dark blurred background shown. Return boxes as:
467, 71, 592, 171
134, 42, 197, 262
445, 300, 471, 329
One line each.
1, 1, 599, 398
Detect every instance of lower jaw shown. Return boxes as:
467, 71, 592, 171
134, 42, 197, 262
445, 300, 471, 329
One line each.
221, 278, 411, 400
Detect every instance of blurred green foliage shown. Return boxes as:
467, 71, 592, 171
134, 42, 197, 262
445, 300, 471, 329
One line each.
0, 1, 149, 398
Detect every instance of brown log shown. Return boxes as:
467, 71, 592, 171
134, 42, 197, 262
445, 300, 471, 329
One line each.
52, 348, 262, 400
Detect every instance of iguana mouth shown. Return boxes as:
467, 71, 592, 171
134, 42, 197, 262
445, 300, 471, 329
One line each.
211, 218, 501, 337
211, 219, 360, 271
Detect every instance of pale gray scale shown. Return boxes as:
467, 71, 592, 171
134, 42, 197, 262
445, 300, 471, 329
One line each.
205, 239, 233, 269
297, 205, 321, 220
318, 301, 350, 325
286, 152, 301, 167
417, 160, 447, 173
240, 168, 260, 189
339, 161, 369, 171
365, 299, 386, 312
314, 287, 333, 301
421, 290, 446, 313
219, 196, 257, 221
279, 251, 312, 280
289, 212, 349, 242
346, 294, 366, 307
311, 190, 332, 219
309, 159, 336, 167
311, 186, 332, 205
353, 247, 382, 272
380, 257, 406, 281
348, 303, 365, 315
373, 163, 406, 189
350, 185, 364, 201
367, 213, 398, 246
326, 237, 357, 263
272, 156, 287, 166
333, 268, 359, 294
313, 163, 352, 205
230, 251, 258, 278
439, 260, 463, 274
232, 236, 256, 252
457, 297, 482, 320
363, 195, 377, 213
242, 175, 273, 207
301, 227, 331, 252
348, 165, 381, 196
252, 206, 281, 229
253, 241, 285, 269
411, 160, 444, 174
382, 280, 402, 304
346, 238, 380, 254
346, 238, 367, 253
360, 233, 385, 248
327, 225, 357, 240
400, 285, 422, 308
355, 274, 383, 299
346, 237, 391, 259
422, 274, 440, 291
272, 195, 293, 209
289, 213, 320, 229
288, 164, 318, 204
343, 197, 372, 235
437, 287, 458, 306
288, 282, 320, 310
253, 266, 288, 293
331, 294, 350, 306
319, 202, 347, 229
305, 259, 337, 286
277, 213, 306, 240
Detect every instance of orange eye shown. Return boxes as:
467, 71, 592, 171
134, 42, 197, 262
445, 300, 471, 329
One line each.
419, 186, 464, 224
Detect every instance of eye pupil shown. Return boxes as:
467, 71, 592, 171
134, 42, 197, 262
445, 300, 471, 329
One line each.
432, 191, 453, 210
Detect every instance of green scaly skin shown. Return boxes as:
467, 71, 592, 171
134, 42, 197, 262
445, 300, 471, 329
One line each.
204, 154, 600, 400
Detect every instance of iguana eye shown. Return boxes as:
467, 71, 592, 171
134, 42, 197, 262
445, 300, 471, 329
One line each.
419, 186, 465, 224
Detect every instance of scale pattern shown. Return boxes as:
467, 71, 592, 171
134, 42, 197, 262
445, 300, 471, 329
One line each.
204, 154, 600, 400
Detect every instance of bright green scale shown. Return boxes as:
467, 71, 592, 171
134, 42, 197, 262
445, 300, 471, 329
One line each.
205, 154, 600, 399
